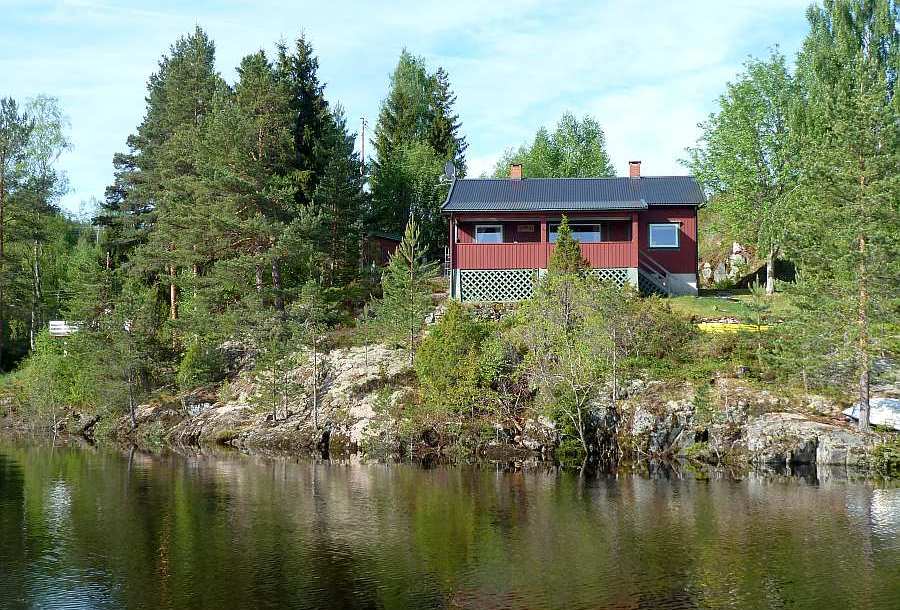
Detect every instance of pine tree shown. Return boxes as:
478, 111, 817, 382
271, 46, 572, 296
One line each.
788, 0, 900, 431
95, 26, 225, 355
304, 109, 366, 287
98, 27, 224, 263
375, 218, 438, 363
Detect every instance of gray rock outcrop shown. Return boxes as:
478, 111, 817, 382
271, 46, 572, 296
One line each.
745, 412, 875, 467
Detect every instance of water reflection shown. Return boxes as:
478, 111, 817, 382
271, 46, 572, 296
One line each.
0, 440, 898, 610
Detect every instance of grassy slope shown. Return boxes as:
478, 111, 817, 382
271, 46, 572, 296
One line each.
668, 290, 794, 323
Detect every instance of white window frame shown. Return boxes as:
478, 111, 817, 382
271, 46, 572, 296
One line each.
549, 223, 603, 243
648, 223, 680, 249
474, 224, 504, 244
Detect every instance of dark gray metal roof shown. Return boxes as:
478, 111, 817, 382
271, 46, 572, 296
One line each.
442, 176, 703, 212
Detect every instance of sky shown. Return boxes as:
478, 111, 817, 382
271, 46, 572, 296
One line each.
1, 0, 812, 214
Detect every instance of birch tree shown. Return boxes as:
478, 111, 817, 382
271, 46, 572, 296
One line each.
686, 50, 798, 294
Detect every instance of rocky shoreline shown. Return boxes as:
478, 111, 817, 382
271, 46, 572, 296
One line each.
4, 342, 894, 476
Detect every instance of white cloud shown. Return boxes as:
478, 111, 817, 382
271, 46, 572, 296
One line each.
466, 154, 500, 179
1, 0, 811, 211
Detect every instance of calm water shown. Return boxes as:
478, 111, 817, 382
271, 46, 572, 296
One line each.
1, 440, 899, 610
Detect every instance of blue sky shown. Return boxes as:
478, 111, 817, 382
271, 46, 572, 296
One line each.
2, 0, 812, 214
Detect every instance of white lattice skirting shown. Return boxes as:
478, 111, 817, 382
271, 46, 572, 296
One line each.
459, 269, 537, 302
456, 268, 638, 302
590, 267, 632, 287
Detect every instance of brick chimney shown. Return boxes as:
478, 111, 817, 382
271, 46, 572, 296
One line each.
629, 160, 641, 178
509, 163, 523, 180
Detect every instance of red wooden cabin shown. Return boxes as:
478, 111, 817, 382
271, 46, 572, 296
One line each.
442, 162, 702, 301
362, 231, 401, 268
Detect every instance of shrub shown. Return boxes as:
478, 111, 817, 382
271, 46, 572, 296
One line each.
414, 301, 497, 414
869, 436, 900, 478
177, 339, 225, 390
11, 331, 101, 429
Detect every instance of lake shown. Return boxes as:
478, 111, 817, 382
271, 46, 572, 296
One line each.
1, 439, 898, 610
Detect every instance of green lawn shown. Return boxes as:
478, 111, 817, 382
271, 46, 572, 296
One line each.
668, 290, 794, 323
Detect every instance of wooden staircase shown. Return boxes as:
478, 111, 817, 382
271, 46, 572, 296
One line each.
637, 250, 673, 296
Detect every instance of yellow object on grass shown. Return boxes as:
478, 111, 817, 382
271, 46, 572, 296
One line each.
697, 322, 771, 333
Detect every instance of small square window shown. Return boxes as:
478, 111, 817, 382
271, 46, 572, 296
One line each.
649, 223, 679, 249
475, 225, 503, 244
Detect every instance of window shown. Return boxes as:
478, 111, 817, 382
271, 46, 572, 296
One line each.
475, 224, 503, 244
549, 223, 602, 243
649, 223, 680, 249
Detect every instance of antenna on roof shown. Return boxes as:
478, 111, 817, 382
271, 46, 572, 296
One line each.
441, 160, 457, 183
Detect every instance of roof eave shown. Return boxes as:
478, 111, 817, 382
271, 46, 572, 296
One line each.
439, 177, 458, 214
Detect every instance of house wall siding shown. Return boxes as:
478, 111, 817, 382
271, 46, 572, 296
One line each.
450, 207, 698, 277
637, 207, 698, 274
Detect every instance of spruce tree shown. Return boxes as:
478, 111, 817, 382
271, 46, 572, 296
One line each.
370, 51, 466, 251
276, 34, 332, 206
305, 109, 366, 287
427, 67, 467, 175
548, 216, 588, 275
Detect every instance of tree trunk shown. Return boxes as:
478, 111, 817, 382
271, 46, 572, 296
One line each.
271, 354, 278, 422
128, 368, 136, 430
169, 265, 178, 321
271, 259, 284, 312
30, 242, 38, 351
312, 335, 319, 429
765, 247, 777, 295
0, 169, 5, 371
857, 233, 870, 432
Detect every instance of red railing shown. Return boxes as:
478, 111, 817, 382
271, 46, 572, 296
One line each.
455, 243, 546, 269
454, 242, 637, 270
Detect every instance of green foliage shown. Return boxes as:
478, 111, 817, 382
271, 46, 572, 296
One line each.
374, 218, 438, 361
247, 312, 302, 422
684, 441, 714, 463
11, 332, 87, 428
692, 383, 715, 426
0, 95, 71, 369
780, 0, 899, 424
684, 1, 899, 427
868, 436, 900, 478
81, 28, 368, 400
370, 50, 466, 252
547, 216, 588, 275
686, 50, 797, 292
177, 339, 225, 390
414, 302, 497, 413
493, 112, 614, 178
520, 272, 699, 456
